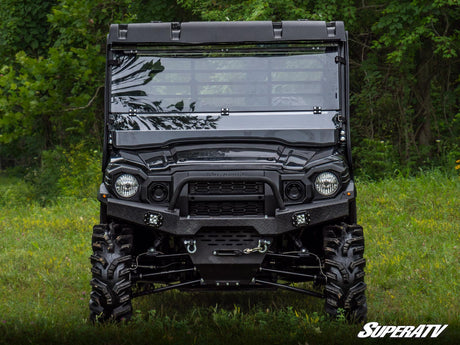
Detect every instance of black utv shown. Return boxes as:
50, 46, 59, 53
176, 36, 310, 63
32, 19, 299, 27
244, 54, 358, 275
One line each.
90, 20, 367, 322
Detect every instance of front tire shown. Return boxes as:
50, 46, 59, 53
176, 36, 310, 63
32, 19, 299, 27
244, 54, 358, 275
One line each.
89, 223, 133, 322
323, 223, 367, 322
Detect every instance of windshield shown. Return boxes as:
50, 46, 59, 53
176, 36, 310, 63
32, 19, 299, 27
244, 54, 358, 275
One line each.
110, 44, 339, 113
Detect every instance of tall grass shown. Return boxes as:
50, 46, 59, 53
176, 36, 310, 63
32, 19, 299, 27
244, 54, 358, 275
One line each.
0, 172, 458, 344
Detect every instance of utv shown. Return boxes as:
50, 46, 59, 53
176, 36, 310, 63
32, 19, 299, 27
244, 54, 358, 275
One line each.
90, 20, 367, 322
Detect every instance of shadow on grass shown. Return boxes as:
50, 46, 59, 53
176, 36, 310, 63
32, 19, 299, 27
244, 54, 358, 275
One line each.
2, 288, 458, 345
134, 287, 324, 315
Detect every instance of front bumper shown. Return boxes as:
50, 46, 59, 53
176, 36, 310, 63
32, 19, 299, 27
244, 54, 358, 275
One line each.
100, 182, 355, 236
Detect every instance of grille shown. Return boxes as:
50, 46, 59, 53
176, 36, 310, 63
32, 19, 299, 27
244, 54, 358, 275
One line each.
189, 201, 265, 217
195, 227, 259, 247
189, 181, 264, 195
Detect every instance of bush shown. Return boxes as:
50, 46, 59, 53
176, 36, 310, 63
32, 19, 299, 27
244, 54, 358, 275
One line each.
0, 176, 33, 206
25, 143, 101, 203
352, 138, 398, 180
25, 149, 67, 203
57, 143, 101, 198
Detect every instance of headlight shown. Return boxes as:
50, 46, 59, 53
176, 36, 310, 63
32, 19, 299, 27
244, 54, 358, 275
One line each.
114, 174, 139, 198
314, 172, 339, 196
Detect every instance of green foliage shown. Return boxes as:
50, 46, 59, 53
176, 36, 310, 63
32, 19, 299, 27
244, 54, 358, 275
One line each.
57, 144, 102, 198
0, 176, 32, 207
352, 139, 398, 180
178, 0, 357, 21
0, 0, 56, 61
360, 0, 460, 168
48, 0, 134, 48
373, 0, 460, 63
25, 149, 67, 203
23, 144, 101, 203
130, 0, 196, 22
0, 47, 104, 146
0, 0, 134, 165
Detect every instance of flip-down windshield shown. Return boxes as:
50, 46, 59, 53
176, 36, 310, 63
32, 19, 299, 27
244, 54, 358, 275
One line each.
110, 44, 339, 113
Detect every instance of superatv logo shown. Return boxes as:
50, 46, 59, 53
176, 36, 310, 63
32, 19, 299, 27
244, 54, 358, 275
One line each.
357, 322, 448, 338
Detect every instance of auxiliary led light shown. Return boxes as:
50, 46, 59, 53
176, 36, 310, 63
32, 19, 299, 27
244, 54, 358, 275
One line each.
292, 212, 311, 228
144, 212, 163, 228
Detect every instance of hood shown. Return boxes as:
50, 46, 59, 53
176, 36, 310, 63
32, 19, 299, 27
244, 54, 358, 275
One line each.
118, 143, 330, 171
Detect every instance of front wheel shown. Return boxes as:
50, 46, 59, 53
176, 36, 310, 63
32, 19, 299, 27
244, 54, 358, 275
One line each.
89, 223, 134, 322
323, 223, 367, 322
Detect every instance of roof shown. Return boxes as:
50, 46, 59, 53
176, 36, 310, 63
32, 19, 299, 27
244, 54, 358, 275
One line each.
108, 21, 346, 45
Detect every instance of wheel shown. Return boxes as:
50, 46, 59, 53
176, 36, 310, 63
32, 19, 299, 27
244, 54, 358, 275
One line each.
89, 222, 133, 322
323, 223, 367, 322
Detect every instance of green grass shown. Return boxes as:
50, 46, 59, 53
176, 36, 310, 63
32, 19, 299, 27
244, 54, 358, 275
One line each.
0, 172, 458, 344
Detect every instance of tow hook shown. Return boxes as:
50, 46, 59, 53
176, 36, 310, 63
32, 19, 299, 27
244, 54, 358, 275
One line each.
184, 239, 197, 254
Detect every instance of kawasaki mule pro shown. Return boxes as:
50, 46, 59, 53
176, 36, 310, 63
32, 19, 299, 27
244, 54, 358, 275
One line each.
90, 21, 367, 322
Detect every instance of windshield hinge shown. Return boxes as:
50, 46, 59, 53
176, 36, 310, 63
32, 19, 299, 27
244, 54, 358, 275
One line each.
221, 108, 230, 116
122, 49, 138, 55
128, 109, 138, 116
333, 113, 345, 127
313, 106, 322, 114
335, 56, 346, 64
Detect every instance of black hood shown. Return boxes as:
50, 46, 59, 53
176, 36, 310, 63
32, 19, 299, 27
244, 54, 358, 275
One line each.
116, 143, 333, 172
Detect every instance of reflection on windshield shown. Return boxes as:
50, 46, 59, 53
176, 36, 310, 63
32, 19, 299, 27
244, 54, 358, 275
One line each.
110, 48, 339, 113
111, 114, 219, 130
111, 56, 197, 112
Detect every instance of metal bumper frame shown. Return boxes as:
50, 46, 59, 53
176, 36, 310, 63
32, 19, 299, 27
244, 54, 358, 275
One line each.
101, 182, 355, 236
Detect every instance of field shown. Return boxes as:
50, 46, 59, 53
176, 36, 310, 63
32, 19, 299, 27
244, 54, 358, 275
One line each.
0, 172, 458, 344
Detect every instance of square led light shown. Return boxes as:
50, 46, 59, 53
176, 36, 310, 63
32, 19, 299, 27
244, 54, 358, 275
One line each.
144, 212, 163, 228
292, 212, 311, 228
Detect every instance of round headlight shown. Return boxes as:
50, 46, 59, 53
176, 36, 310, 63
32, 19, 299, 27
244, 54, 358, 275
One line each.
314, 172, 339, 196
115, 174, 139, 198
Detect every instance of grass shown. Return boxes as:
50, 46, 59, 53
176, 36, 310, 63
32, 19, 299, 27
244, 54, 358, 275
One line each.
0, 171, 458, 344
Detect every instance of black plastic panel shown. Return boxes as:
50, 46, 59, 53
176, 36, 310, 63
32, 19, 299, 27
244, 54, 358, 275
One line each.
189, 181, 264, 195
108, 21, 346, 44
195, 227, 259, 247
113, 127, 336, 148
189, 201, 265, 217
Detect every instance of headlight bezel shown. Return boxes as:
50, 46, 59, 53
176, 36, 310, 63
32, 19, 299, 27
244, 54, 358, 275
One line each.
283, 181, 306, 202
148, 182, 170, 203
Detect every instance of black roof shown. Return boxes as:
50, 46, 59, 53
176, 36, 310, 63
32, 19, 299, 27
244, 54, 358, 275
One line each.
108, 21, 346, 45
